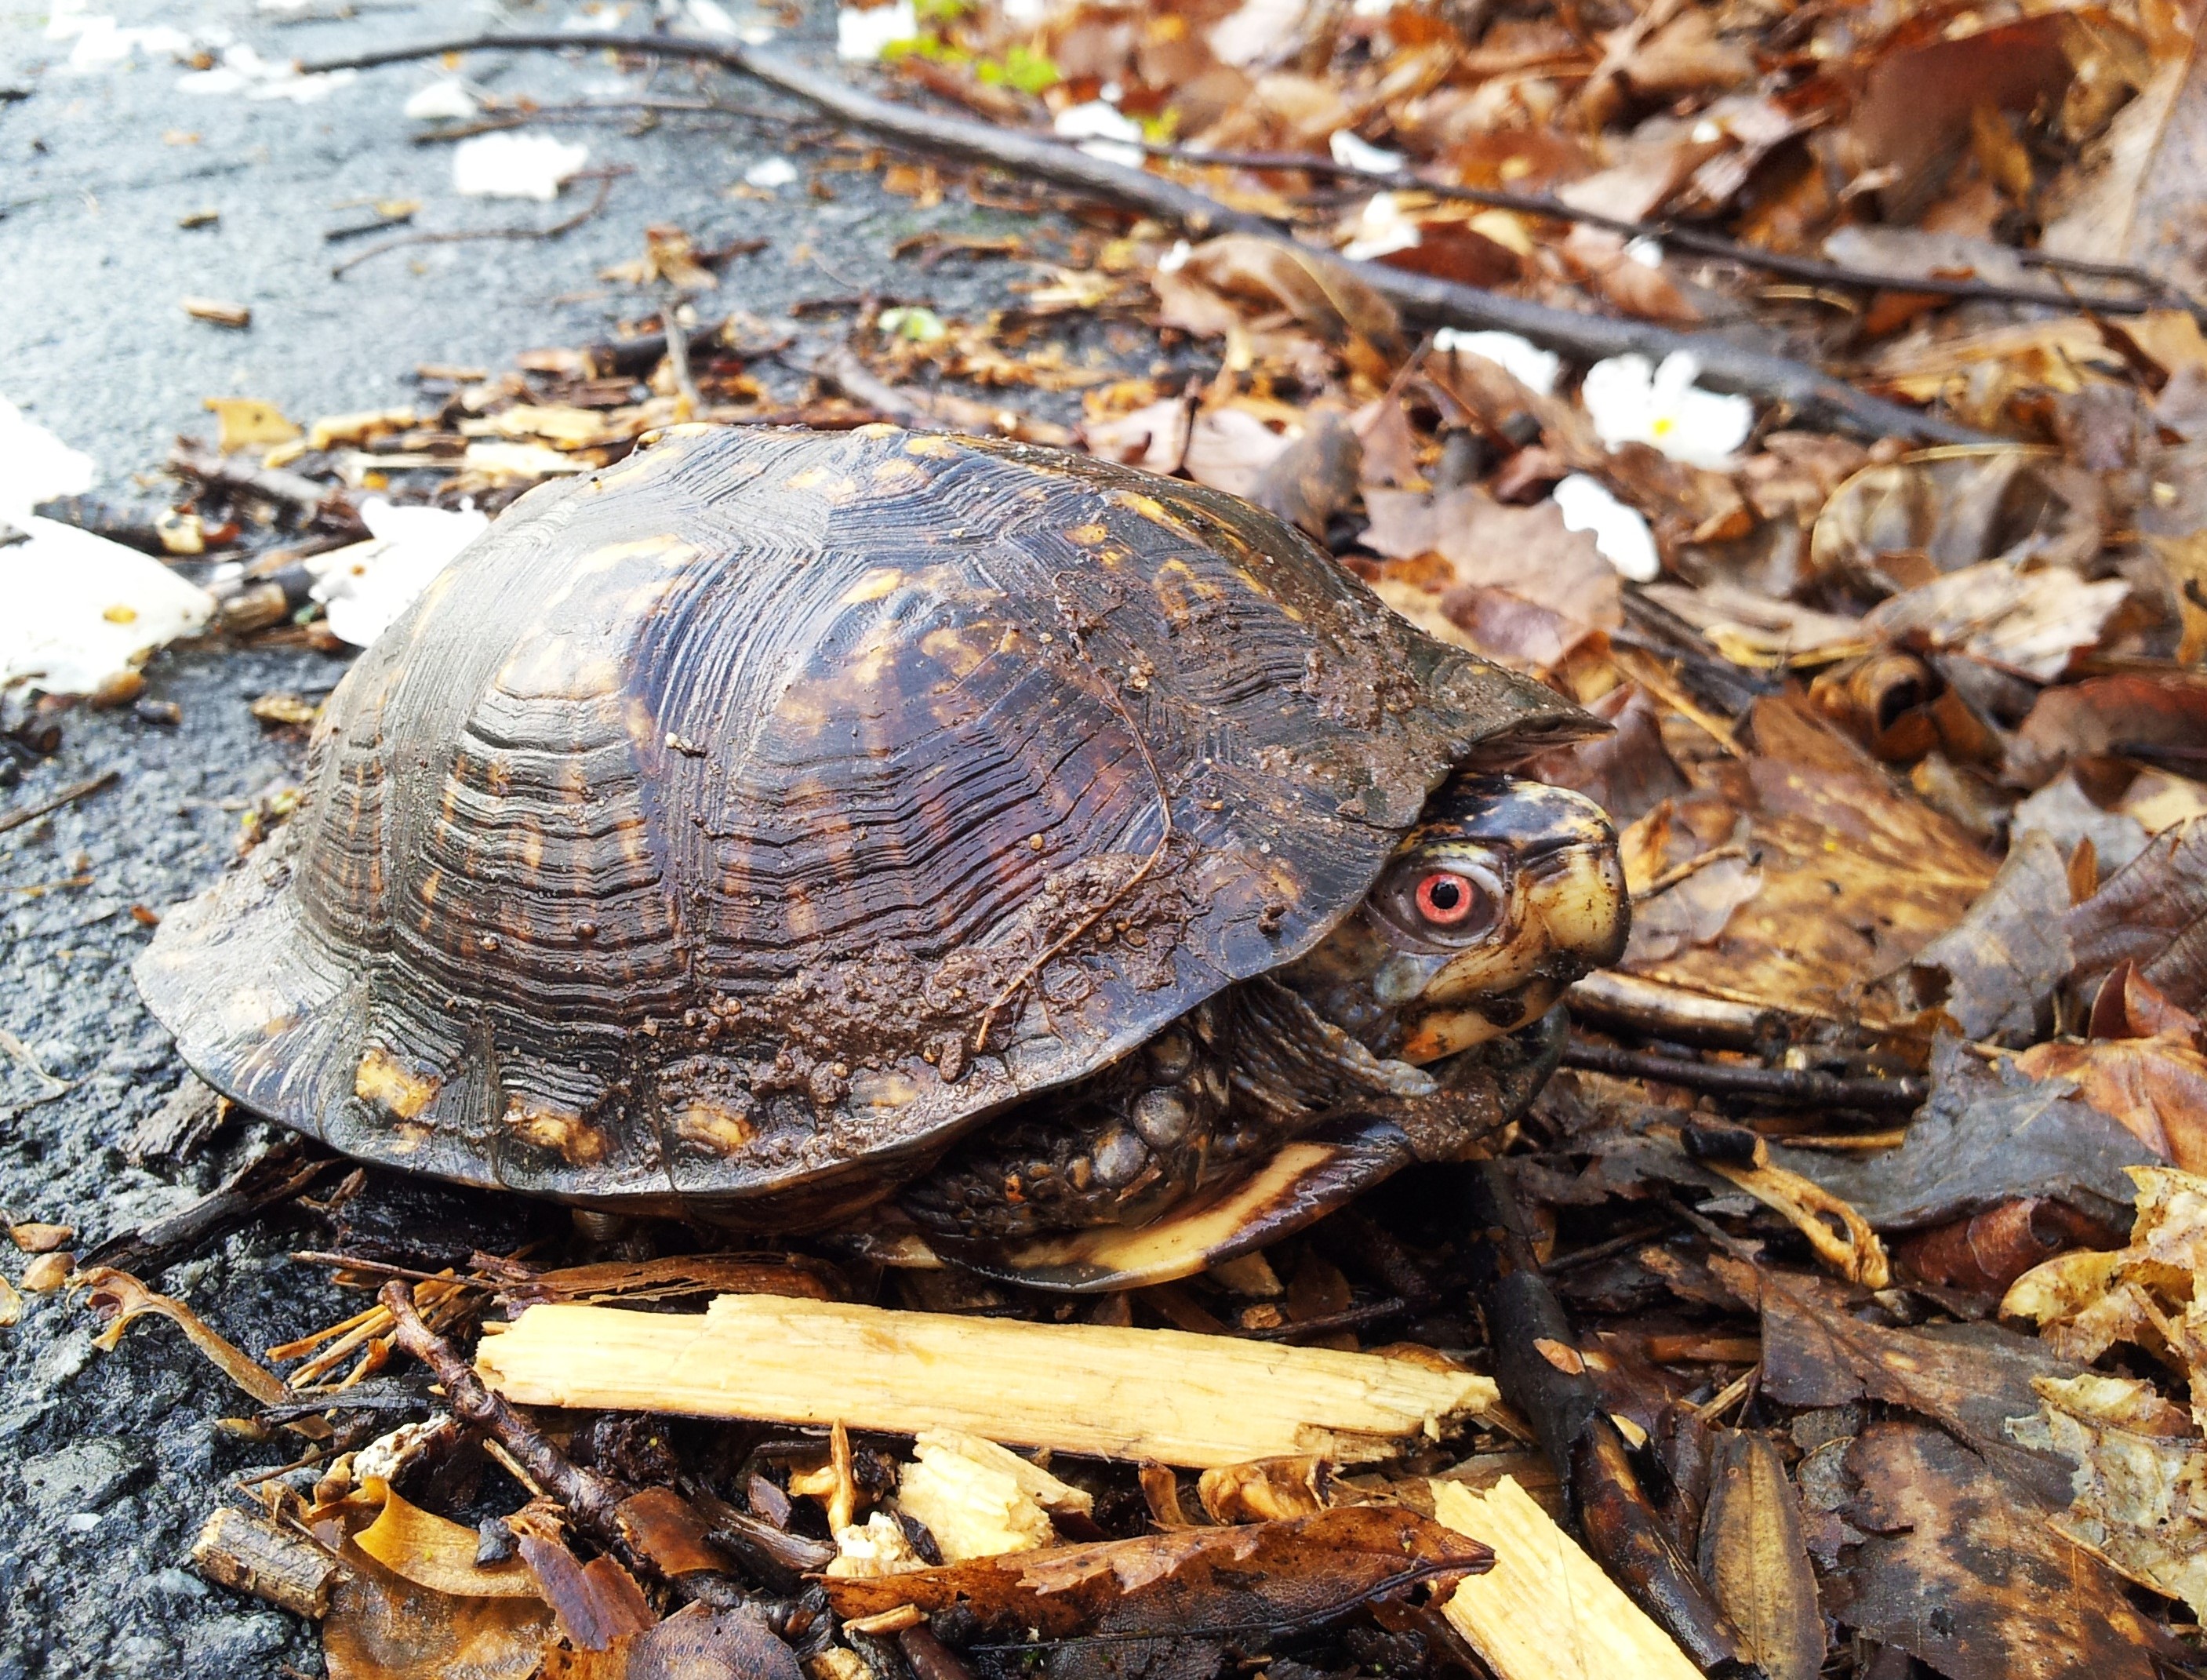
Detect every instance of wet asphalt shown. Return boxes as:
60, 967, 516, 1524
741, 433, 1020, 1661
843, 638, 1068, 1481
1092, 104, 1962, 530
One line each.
0, 3, 1087, 1671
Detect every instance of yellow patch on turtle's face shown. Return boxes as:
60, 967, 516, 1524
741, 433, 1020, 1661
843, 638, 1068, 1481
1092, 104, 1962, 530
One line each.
357, 1048, 439, 1120
672, 1100, 756, 1153
505, 1094, 608, 1165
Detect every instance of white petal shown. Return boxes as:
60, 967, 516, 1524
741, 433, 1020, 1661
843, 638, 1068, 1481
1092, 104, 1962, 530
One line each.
404, 79, 478, 121
744, 157, 798, 188
835, 0, 917, 60
0, 398, 98, 522
451, 132, 591, 201
1432, 329, 1560, 396
0, 522, 216, 695
1329, 129, 1405, 175
307, 500, 489, 648
1053, 100, 1145, 169
1553, 475, 1661, 581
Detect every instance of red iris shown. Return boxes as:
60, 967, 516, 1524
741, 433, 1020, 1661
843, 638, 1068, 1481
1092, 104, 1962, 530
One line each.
1415, 871, 1478, 926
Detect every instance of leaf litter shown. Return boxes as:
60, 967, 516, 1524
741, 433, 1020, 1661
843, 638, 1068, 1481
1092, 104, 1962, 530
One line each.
9, 0, 2207, 1674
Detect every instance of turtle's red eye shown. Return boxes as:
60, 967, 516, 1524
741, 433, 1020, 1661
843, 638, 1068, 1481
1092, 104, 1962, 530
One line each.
1415, 871, 1480, 926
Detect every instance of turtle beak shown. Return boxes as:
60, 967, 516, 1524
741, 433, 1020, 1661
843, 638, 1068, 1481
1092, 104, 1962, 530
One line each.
1394, 780, 1627, 1064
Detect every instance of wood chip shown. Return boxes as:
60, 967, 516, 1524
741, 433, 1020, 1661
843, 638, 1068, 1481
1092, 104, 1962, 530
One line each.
181, 296, 253, 328
190, 1505, 336, 1619
474, 1294, 1500, 1467
1431, 1476, 1703, 1680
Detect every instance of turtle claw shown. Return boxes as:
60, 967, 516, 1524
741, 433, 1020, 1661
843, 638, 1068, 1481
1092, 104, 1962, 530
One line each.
935, 1114, 1423, 1293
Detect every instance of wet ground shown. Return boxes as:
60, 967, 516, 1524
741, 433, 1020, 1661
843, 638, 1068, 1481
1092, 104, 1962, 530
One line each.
0, 4, 1074, 1671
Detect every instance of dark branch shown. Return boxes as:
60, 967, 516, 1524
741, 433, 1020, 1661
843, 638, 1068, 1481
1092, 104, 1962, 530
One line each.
297, 31, 1989, 443
1562, 1039, 1928, 1108
1135, 141, 2205, 320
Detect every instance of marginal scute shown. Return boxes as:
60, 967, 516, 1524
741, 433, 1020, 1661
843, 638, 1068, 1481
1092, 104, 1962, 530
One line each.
136, 426, 1597, 1220
356, 1048, 439, 1119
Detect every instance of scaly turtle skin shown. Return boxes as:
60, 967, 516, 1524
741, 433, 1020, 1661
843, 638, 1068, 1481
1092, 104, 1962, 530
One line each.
136, 424, 1625, 1288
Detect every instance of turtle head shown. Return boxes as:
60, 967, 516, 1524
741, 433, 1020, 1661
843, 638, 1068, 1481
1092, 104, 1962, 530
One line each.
1284, 774, 1628, 1064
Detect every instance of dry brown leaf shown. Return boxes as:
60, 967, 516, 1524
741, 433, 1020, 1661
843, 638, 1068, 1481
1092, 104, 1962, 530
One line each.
1177, 235, 1401, 347
1182, 406, 1295, 496
1624, 698, 1996, 1022
1696, 1429, 1823, 1680
1862, 562, 2132, 682
321, 1535, 557, 1680
1810, 453, 2105, 598
2066, 817, 2207, 1011
1821, 1421, 2181, 1680
1081, 396, 1191, 475
820, 1506, 1489, 1651
354, 1489, 541, 1599
2025, 1370, 2207, 1617
2016, 1035, 2207, 1169
1361, 486, 1623, 627
2044, 37, 2207, 294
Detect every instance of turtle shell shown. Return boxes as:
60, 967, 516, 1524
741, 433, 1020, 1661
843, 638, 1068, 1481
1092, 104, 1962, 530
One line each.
136, 425, 1596, 1220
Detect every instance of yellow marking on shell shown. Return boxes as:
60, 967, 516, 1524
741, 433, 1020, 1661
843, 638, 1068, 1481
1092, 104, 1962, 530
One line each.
840, 568, 907, 605
785, 887, 820, 942
871, 457, 928, 491
504, 1095, 609, 1165
388, 1122, 431, 1157
613, 813, 653, 873
1067, 522, 1110, 546
905, 435, 960, 460
498, 640, 623, 702
673, 1100, 756, 1153
357, 1049, 440, 1121
569, 536, 701, 578
420, 869, 440, 904
521, 820, 544, 875
784, 465, 834, 493
857, 422, 901, 439
921, 622, 993, 681
847, 1069, 922, 1111
1109, 487, 1201, 543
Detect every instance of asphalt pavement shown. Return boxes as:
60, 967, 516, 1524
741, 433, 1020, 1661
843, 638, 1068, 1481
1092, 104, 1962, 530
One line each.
0, 3, 1073, 1671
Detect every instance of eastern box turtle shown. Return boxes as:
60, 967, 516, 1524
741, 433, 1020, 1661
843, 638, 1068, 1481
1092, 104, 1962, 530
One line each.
138, 425, 1627, 1288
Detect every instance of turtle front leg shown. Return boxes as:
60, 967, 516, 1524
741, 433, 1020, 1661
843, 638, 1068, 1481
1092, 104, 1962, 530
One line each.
898, 1016, 1242, 1242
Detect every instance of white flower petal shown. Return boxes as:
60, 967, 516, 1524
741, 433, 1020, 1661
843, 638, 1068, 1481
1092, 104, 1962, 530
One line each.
836, 0, 917, 60
403, 79, 478, 121
744, 156, 798, 188
1, 522, 216, 695
451, 132, 591, 201
1553, 474, 1661, 581
1581, 351, 1753, 470
1329, 129, 1405, 175
1052, 100, 1145, 169
0, 398, 98, 522
306, 500, 489, 648
1341, 191, 1420, 262
1431, 329, 1560, 396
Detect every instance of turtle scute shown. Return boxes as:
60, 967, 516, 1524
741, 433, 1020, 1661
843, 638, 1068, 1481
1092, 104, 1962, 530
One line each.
135, 424, 1597, 1219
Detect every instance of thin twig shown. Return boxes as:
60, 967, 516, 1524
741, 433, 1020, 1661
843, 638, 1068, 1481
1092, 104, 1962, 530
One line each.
1135, 140, 2204, 319
296, 31, 1988, 442
0, 769, 118, 838
1633, 842, 1748, 902
377, 1280, 632, 1543
1561, 1038, 1926, 1108
330, 170, 620, 278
